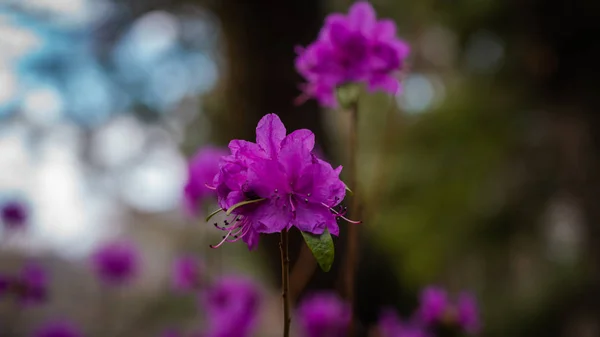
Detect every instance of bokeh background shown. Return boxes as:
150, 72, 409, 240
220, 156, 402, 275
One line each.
0, 0, 599, 336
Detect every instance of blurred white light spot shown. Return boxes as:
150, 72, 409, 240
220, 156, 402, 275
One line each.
187, 53, 218, 94
10, 0, 113, 26
21, 0, 86, 17
22, 87, 63, 125
91, 116, 145, 169
0, 66, 17, 105
148, 59, 189, 109
128, 11, 180, 63
29, 138, 113, 258
397, 74, 440, 113
544, 195, 583, 264
0, 17, 42, 61
119, 146, 186, 213
0, 129, 31, 190
464, 31, 505, 73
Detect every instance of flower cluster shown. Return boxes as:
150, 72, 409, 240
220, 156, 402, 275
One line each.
378, 286, 481, 337
33, 320, 83, 337
1, 200, 28, 230
201, 276, 262, 337
184, 146, 228, 215
417, 286, 480, 334
296, 292, 351, 337
90, 240, 140, 286
295, 1, 410, 107
208, 114, 357, 250
379, 309, 430, 337
0, 263, 48, 306
171, 255, 203, 292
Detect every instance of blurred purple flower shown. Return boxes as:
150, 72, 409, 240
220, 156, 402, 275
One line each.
378, 309, 429, 337
457, 292, 481, 334
201, 276, 261, 337
295, 1, 410, 107
1, 201, 28, 229
417, 286, 448, 325
0, 273, 11, 297
161, 329, 182, 337
184, 146, 228, 215
297, 292, 350, 337
33, 320, 83, 337
171, 255, 202, 292
210, 114, 355, 250
417, 286, 481, 335
91, 241, 140, 286
15, 263, 48, 306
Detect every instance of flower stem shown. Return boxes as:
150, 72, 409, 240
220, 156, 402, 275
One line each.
280, 229, 291, 337
344, 100, 361, 337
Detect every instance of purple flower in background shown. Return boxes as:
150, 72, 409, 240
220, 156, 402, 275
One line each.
201, 276, 261, 337
209, 114, 357, 250
418, 286, 448, 325
378, 309, 429, 337
295, 1, 410, 107
184, 146, 228, 215
417, 286, 481, 335
161, 329, 183, 337
1, 201, 28, 229
15, 263, 48, 306
33, 320, 83, 337
0, 273, 11, 297
91, 241, 140, 286
297, 292, 350, 337
457, 292, 481, 334
171, 255, 202, 291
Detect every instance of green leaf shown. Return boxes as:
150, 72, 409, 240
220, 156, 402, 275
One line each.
225, 198, 266, 216
301, 229, 334, 272
343, 181, 353, 196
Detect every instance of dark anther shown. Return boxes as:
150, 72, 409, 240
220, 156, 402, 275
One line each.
222, 236, 226, 239
214, 223, 218, 227
304, 198, 309, 203
243, 190, 260, 200
234, 235, 238, 239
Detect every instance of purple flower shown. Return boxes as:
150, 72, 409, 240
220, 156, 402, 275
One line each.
417, 286, 481, 335
457, 292, 481, 334
417, 286, 448, 325
171, 255, 203, 292
297, 292, 350, 337
161, 329, 182, 337
184, 146, 228, 215
378, 309, 429, 337
1, 201, 28, 229
209, 114, 357, 250
15, 263, 48, 306
33, 320, 83, 337
295, 1, 410, 107
91, 241, 140, 286
201, 276, 261, 337
0, 273, 11, 297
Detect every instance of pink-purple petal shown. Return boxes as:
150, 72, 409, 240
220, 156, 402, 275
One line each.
348, 1, 377, 31
255, 114, 286, 158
